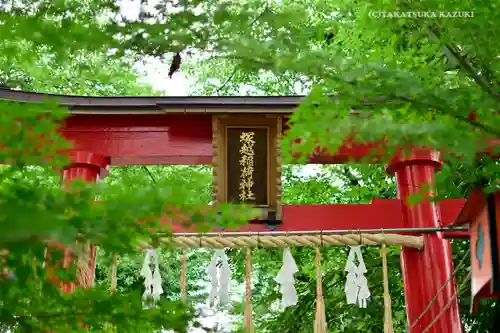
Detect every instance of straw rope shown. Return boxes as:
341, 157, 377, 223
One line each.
159, 233, 423, 249
180, 248, 188, 302
110, 254, 118, 294
381, 244, 394, 333
244, 247, 254, 333
314, 247, 327, 333
104, 255, 119, 333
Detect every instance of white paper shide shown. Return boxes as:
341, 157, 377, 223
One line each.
207, 249, 231, 307
275, 248, 299, 308
344, 245, 370, 308
140, 248, 163, 303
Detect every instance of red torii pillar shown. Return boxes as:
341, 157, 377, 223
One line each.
387, 150, 462, 333
60, 150, 109, 292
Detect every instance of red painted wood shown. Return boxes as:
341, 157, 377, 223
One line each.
389, 152, 462, 333
440, 198, 466, 226
61, 114, 213, 165
100, 198, 466, 235
440, 198, 469, 238
58, 151, 108, 293
441, 230, 469, 239
60, 115, 388, 165
164, 199, 405, 232
62, 151, 109, 182
451, 188, 485, 226
60, 114, 500, 165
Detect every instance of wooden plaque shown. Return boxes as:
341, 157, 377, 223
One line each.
226, 127, 268, 205
212, 115, 282, 220
471, 205, 494, 298
454, 188, 500, 311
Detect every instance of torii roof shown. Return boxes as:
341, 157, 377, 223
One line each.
0, 89, 304, 114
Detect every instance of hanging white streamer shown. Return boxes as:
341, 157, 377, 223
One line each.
352, 246, 370, 308
207, 251, 219, 306
275, 248, 299, 308
207, 249, 231, 307
140, 249, 163, 302
344, 245, 370, 308
356, 271, 370, 308
344, 249, 359, 305
219, 250, 230, 305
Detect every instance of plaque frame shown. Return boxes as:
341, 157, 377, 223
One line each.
212, 115, 282, 221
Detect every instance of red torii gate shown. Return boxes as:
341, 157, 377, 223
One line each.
1, 89, 468, 333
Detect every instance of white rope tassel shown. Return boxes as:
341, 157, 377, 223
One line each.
344, 245, 370, 308
275, 248, 299, 308
381, 244, 394, 333
140, 249, 163, 302
207, 249, 231, 307
244, 248, 253, 333
180, 248, 188, 303
314, 247, 327, 333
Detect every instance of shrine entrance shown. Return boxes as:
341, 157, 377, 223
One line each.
0, 89, 472, 333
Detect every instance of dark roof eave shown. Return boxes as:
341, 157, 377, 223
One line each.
0, 89, 305, 112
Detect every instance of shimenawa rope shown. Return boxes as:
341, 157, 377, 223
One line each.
160, 233, 423, 249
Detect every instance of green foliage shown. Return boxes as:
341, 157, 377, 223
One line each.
2, 0, 500, 331
0, 50, 157, 95
1, 245, 192, 332
96, 166, 214, 306
0, 160, 253, 332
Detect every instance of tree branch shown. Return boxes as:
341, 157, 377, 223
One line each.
428, 27, 500, 102
342, 167, 360, 186
393, 95, 500, 136
215, 6, 269, 94
342, 83, 500, 136
142, 166, 156, 183
398, 1, 500, 100
215, 70, 236, 95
